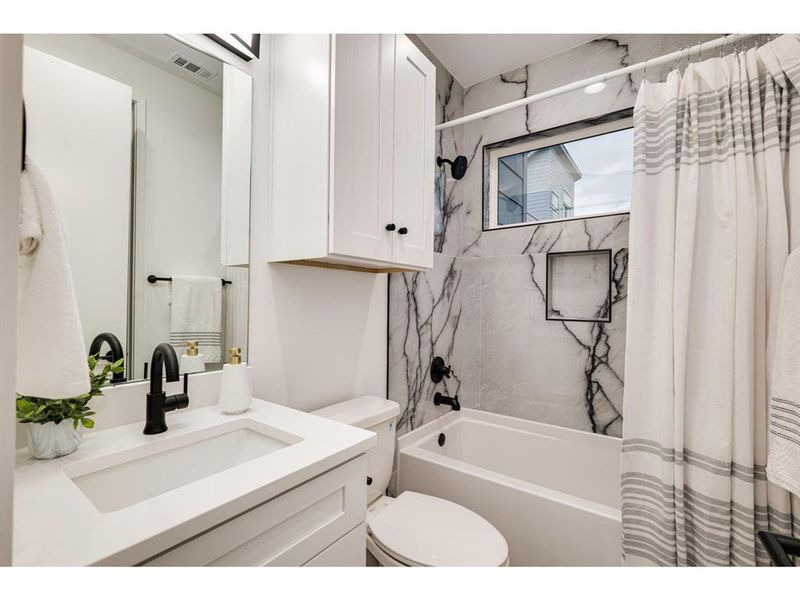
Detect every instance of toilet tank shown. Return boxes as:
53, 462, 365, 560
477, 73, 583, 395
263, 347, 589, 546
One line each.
312, 396, 399, 503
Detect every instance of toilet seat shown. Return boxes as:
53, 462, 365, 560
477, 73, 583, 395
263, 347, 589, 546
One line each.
367, 491, 509, 567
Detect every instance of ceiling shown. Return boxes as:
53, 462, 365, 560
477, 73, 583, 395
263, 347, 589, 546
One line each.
98, 34, 224, 95
416, 34, 602, 88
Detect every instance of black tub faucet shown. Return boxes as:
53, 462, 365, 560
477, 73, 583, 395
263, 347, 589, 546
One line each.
434, 392, 460, 411
143, 343, 190, 435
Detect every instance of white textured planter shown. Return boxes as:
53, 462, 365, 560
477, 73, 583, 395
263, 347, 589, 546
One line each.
26, 421, 82, 459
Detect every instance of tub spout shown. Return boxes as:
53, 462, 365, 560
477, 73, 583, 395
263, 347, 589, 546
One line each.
434, 393, 460, 411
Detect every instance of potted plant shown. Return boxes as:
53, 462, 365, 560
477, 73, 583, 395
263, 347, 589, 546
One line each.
16, 354, 124, 459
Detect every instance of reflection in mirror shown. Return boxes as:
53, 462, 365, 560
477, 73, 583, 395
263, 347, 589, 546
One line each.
22, 34, 252, 383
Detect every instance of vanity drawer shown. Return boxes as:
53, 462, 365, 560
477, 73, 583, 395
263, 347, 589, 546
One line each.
144, 456, 367, 566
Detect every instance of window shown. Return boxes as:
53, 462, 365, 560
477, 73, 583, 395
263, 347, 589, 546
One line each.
497, 153, 525, 225
483, 111, 633, 230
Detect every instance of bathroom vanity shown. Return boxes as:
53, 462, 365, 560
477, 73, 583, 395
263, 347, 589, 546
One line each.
13, 399, 375, 566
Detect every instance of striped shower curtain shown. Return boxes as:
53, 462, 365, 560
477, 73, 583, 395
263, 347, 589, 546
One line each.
621, 35, 800, 566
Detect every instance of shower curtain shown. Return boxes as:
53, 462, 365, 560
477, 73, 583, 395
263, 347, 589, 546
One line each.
621, 35, 800, 566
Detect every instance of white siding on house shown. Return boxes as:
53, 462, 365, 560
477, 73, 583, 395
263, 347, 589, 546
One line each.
524, 147, 580, 221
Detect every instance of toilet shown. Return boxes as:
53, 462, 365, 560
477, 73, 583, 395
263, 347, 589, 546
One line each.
312, 396, 509, 567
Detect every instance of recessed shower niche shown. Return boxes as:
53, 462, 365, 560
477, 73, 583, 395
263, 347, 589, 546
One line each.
545, 249, 612, 322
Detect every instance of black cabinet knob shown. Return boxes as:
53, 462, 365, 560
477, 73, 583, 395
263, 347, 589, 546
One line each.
385, 223, 396, 231
398, 227, 408, 235
367, 476, 373, 486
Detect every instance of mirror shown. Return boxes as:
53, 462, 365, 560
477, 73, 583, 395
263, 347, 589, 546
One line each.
22, 34, 252, 382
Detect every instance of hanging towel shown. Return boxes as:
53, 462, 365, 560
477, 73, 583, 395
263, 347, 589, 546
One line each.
767, 247, 800, 496
19, 169, 42, 256
17, 159, 90, 399
169, 276, 222, 363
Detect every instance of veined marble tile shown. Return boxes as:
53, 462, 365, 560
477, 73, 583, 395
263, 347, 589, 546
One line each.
477, 214, 629, 259
433, 63, 465, 256
480, 249, 627, 436
388, 254, 480, 436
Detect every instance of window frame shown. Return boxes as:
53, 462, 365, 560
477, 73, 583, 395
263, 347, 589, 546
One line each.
483, 110, 634, 231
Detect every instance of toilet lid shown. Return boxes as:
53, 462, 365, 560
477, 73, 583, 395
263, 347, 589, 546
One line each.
368, 491, 508, 567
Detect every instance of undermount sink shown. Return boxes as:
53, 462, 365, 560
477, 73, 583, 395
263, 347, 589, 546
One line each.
64, 420, 301, 513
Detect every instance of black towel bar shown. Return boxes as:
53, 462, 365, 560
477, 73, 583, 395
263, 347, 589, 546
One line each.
147, 275, 231, 286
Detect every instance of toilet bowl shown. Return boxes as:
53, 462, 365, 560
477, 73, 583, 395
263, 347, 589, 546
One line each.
366, 492, 509, 566
312, 396, 509, 567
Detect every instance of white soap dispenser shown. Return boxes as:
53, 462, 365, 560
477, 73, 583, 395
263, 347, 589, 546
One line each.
179, 341, 206, 374
219, 347, 251, 414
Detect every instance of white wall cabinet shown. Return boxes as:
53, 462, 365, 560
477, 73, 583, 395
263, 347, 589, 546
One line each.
268, 34, 435, 272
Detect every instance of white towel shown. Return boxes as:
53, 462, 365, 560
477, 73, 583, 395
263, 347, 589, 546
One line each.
169, 276, 222, 363
17, 159, 90, 399
767, 247, 800, 496
19, 168, 42, 256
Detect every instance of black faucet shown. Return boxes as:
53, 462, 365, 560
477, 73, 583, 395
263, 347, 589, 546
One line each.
434, 392, 460, 411
143, 343, 190, 435
89, 332, 126, 383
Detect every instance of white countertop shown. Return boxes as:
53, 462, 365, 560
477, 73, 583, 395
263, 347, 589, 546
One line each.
13, 398, 375, 566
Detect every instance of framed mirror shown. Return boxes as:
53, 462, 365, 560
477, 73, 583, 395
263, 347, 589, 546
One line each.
22, 34, 253, 383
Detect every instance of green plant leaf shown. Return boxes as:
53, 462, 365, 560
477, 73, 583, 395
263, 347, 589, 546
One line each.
16, 353, 124, 427
17, 399, 36, 413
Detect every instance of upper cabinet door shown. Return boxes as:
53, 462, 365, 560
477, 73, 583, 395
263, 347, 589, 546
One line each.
390, 35, 435, 269
329, 34, 394, 262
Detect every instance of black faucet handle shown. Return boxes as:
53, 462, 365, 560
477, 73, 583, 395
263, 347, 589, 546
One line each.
166, 373, 190, 411
431, 356, 452, 383
166, 393, 190, 411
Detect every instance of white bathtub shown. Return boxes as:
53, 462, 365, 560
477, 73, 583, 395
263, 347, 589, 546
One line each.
397, 409, 622, 566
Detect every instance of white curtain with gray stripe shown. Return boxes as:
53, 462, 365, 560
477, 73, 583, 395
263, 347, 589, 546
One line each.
622, 35, 800, 566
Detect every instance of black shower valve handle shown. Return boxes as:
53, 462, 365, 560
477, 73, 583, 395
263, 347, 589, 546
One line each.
430, 356, 452, 383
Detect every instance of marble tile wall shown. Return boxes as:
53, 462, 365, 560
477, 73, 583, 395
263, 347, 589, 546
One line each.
390, 35, 719, 440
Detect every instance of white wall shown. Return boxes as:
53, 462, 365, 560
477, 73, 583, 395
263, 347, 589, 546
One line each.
24, 35, 226, 379
0, 33, 23, 567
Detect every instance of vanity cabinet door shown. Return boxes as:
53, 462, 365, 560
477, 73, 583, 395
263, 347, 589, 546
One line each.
303, 523, 367, 566
329, 34, 394, 263
390, 34, 435, 270
142, 456, 367, 566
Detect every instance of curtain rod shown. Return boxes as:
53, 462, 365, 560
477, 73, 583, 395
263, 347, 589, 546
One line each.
435, 33, 757, 131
